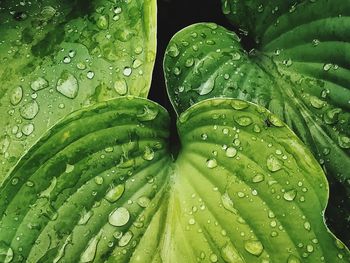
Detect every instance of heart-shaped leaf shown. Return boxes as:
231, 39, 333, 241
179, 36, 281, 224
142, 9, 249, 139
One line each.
1, 97, 348, 262
0, 0, 157, 176
164, 0, 350, 242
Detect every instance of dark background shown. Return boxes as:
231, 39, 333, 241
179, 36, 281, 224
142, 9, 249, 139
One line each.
149, 0, 232, 112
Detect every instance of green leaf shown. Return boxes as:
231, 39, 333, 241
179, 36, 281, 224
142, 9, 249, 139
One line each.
1, 97, 348, 262
0, 0, 157, 176
163, 1, 350, 241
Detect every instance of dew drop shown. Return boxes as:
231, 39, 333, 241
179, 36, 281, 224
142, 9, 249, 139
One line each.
283, 189, 297, 201
114, 79, 128, 95
252, 174, 264, 183
10, 86, 23, 105
231, 100, 249, 110
118, 231, 133, 247
195, 75, 216, 95
132, 59, 143, 69
310, 96, 325, 109
226, 147, 237, 158
267, 155, 282, 172
137, 196, 150, 208
323, 63, 332, 71
137, 106, 159, 121
20, 100, 39, 120
206, 159, 217, 168
109, 207, 130, 227
143, 146, 155, 161
96, 15, 109, 30
185, 57, 194, 67
268, 114, 284, 127
105, 184, 125, 203
235, 116, 253, 127
244, 240, 264, 256
338, 135, 350, 149
221, 243, 243, 262
0, 241, 14, 263
31, 77, 48, 91
167, 43, 180, 58
56, 71, 79, 99
221, 192, 237, 214
304, 221, 311, 231
210, 253, 218, 262
22, 123, 34, 136
80, 232, 101, 263
123, 67, 132, 77
287, 255, 301, 263
87, 71, 95, 79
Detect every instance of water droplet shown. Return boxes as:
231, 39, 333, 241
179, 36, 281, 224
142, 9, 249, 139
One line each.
22, 123, 34, 136
244, 240, 264, 256
137, 106, 159, 121
132, 59, 143, 69
323, 63, 332, 71
226, 147, 237, 158
185, 57, 194, 67
253, 124, 261, 133
143, 146, 155, 161
235, 116, 253, 126
210, 253, 218, 262
78, 209, 94, 225
114, 7, 122, 14
118, 231, 133, 247
222, 0, 231, 14
268, 114, 284, 127
10, 86, 23, 105
123, 67, 132, 77
80, 232, 101, 262
267, 155, 282, 172
105, 184, 125, 203
195, 74, 216, 95
231, 52, 241, 61
41, 6, 56, 20
310, 96, 325, 109
201, 133, 208, 140
96, 15, 109, 30
221, 243, 243, 262
323, 108, 341, 124
56, 71, 79, 99
137, 196, 150, 208
109, 207, 130, 227
283, 189, 297, 201
287, 255, 301, 263
68, 50, 76, 58
167, 43, 180, 58
114, 79, 128, 95
0, 241, 13, 263
304, 221, 311, 231
31, 77, 48, 91
206, 159, 217, 168
65, 164, 74, 173
252, 174, 264, 183
77, 62, 86, 70
221, 192, 237, 214
306, 244, 314, 253
20, 100, 39, 120
87, 71, 95, 79
338, 135, 350, 149
231, 100, 249, 110
63, 56, 71, 64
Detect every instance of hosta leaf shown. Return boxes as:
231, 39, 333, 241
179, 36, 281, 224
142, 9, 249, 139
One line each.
0, 0, 157, 176
0, 97, 172, 262
1, 97, 348, 262
163, 1, 350, 242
